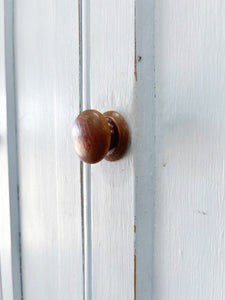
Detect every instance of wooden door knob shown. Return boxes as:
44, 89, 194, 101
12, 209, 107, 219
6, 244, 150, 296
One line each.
72, 110, 129, 164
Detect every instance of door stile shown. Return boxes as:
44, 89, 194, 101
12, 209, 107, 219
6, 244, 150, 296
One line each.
0, 0, 23, 299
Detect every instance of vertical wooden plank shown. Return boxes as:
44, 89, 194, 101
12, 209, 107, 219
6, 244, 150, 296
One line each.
14, 0, 83, 299
135, 0, 155, 298
90, 1, 135, 298
88, 0, 154, 298
88, 0, 155, 298
155, 0, 225, 299
0, 0, 22, 299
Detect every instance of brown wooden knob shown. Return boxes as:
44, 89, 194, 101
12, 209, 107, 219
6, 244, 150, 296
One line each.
72, 109, 129, 164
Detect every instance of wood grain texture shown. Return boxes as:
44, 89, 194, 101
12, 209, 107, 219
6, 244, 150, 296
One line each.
155, 0, 225, 299
14, 0, 83, 299
0, 0, 22, 299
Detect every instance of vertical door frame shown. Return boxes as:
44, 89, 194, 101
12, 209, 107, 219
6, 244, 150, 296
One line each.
0, 0, 22, 299
135, 0, 155, 298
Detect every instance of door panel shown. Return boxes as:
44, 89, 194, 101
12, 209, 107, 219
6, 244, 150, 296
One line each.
14, 1, 83, 299
155, 0, 225, 299
90, 0, 135, 299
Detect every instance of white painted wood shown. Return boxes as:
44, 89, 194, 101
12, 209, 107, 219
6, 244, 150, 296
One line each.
135, 0, 155, 298
89, 0, 155, 299
0, 0, 22, 299
80, 0, 92, 299
155, 0, 225, 299
14, 0, 83, 299
90, 0, 135, 297
5, 0, 225, 299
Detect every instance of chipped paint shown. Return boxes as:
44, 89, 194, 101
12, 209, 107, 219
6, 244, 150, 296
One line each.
197, 210, 208, 216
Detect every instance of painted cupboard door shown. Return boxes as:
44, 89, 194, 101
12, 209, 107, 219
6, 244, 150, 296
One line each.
1, 0, 154, 298
2, 0, 225, 299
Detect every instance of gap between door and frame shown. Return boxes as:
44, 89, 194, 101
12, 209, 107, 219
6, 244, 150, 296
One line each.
1, 0, 23, 299
79, 0, 92, 300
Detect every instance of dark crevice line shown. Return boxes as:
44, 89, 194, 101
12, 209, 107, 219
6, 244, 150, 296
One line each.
78, 0, 86, 300
84, 165, 92, 300
79, 0, 92, 299
80, 161, 85, 300
17, 188, 23, 300
4, 0, 23, 298
82, 0, 92, 297
134, 2, 137, 299
79, 0, 83, 113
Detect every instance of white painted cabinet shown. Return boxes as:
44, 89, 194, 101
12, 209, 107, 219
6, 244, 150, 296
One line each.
1, 0, 225, 299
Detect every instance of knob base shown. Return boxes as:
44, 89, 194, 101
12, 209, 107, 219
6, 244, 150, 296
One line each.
103, 111, 130, 161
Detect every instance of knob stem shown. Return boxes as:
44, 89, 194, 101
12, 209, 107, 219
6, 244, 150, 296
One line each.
105, 117, 119, 151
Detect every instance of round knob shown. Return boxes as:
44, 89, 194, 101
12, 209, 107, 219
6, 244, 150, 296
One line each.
72, 109, 129, 164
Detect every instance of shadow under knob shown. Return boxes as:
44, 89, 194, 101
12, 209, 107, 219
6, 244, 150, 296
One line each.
72, 109, 129, 164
